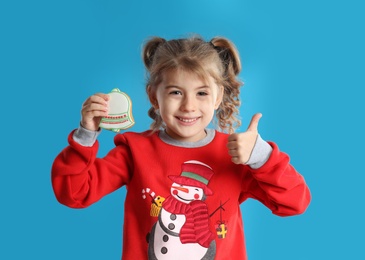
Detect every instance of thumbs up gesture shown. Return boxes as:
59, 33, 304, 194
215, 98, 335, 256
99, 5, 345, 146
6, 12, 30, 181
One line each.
227, 113, 262, 165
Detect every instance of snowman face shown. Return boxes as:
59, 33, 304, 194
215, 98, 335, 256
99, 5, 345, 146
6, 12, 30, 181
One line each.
170, 182, 204, 204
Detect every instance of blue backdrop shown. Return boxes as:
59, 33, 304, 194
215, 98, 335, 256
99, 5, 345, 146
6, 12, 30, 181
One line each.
1, 0, 364, 259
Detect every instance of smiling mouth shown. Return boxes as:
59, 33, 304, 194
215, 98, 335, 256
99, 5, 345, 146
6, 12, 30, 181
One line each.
177, 117, 199, 123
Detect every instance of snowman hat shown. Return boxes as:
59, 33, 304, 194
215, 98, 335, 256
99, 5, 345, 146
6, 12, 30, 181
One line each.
169, 160, 214, 196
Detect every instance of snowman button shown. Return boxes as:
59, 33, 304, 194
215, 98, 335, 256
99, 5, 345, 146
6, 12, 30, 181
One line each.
168, 223, 175, 230
170, 214, 177, 220
163, 235, 169, 242
161, 247, 168, 254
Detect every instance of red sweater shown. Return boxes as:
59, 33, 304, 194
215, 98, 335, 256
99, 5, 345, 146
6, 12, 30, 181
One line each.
52, 130, 311, 260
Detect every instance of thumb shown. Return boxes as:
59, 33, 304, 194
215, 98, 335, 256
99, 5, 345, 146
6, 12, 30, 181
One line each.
246, 113, 262, 132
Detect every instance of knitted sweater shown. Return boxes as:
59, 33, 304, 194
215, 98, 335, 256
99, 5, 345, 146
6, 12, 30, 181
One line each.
51, 128, 311, 260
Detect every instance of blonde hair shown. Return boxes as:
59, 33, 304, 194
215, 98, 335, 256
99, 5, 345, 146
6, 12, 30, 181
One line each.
143, 35, 243, 133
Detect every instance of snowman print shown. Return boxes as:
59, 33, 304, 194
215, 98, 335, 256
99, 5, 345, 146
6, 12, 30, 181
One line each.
147, 160, 216, 260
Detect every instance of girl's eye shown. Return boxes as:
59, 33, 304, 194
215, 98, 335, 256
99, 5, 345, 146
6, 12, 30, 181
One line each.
169, 90, 182, 95
197, 91, 208, 96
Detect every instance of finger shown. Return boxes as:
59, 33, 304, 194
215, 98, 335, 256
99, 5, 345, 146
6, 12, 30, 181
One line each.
227, 133, 239, 143
95, 93, 110, 101
90, 93, 110, 104
83, 102, 108, 113
226, 141, 237, 150
82, 94, 110, 113
82, 97, 106, 110
246, 113, 262, 132
231, 156, 245, 165
227, 148, 239, 157
231, 156, 239, 164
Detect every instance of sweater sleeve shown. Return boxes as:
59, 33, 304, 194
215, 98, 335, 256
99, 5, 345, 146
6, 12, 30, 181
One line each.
240, 142, 311, 217
51, 130, 132, 208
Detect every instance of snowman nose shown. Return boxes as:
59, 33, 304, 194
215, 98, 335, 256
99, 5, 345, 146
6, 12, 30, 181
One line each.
172, 186, 189, 193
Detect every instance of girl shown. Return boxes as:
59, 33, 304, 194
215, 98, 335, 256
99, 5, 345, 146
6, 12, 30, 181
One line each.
52, 35, 311, 260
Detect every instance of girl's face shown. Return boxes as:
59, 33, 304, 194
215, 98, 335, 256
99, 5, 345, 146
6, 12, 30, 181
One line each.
153, 69, 223, 142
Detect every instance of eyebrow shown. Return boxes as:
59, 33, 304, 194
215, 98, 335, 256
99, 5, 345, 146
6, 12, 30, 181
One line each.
164, 85, 210, 90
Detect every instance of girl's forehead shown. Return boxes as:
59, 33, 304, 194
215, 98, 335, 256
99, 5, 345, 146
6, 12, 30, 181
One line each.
160, 67, 219, 85
162, 69, 201, 79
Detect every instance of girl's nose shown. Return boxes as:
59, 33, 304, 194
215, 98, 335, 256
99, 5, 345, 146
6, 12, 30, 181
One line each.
180, 95, 196, 112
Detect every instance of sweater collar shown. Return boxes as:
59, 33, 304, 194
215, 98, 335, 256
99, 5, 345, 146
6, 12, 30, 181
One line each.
158, 129, 215, 148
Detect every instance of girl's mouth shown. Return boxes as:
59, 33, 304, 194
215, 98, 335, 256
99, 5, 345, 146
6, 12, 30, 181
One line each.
177, 117, 199, 123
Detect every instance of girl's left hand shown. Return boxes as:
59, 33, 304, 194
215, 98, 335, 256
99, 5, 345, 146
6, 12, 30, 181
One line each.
227, 113, 262, 164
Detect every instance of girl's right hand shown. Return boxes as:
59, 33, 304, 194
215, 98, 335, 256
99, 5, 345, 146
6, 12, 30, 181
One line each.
81, 93, 109, 131
227, 113, 262, 165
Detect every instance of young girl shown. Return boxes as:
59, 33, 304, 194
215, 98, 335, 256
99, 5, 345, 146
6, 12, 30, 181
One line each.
52, 35, 311, 260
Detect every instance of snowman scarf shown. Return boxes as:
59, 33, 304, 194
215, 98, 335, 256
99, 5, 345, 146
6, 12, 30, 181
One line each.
162, 196, 215, 248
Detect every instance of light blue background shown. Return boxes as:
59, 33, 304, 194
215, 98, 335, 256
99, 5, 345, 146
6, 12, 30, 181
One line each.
1, 0, 364, 259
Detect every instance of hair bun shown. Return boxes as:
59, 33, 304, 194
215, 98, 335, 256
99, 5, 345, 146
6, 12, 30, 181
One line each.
210, 37, 241, 76
143, 37, 166, 70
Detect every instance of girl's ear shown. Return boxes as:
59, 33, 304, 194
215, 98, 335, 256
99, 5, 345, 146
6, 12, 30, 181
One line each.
147, 85, 159, 109
214, 85, 224, 109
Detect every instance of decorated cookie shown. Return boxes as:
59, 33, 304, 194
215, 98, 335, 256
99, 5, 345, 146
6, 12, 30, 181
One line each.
99, 88, 135, 132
